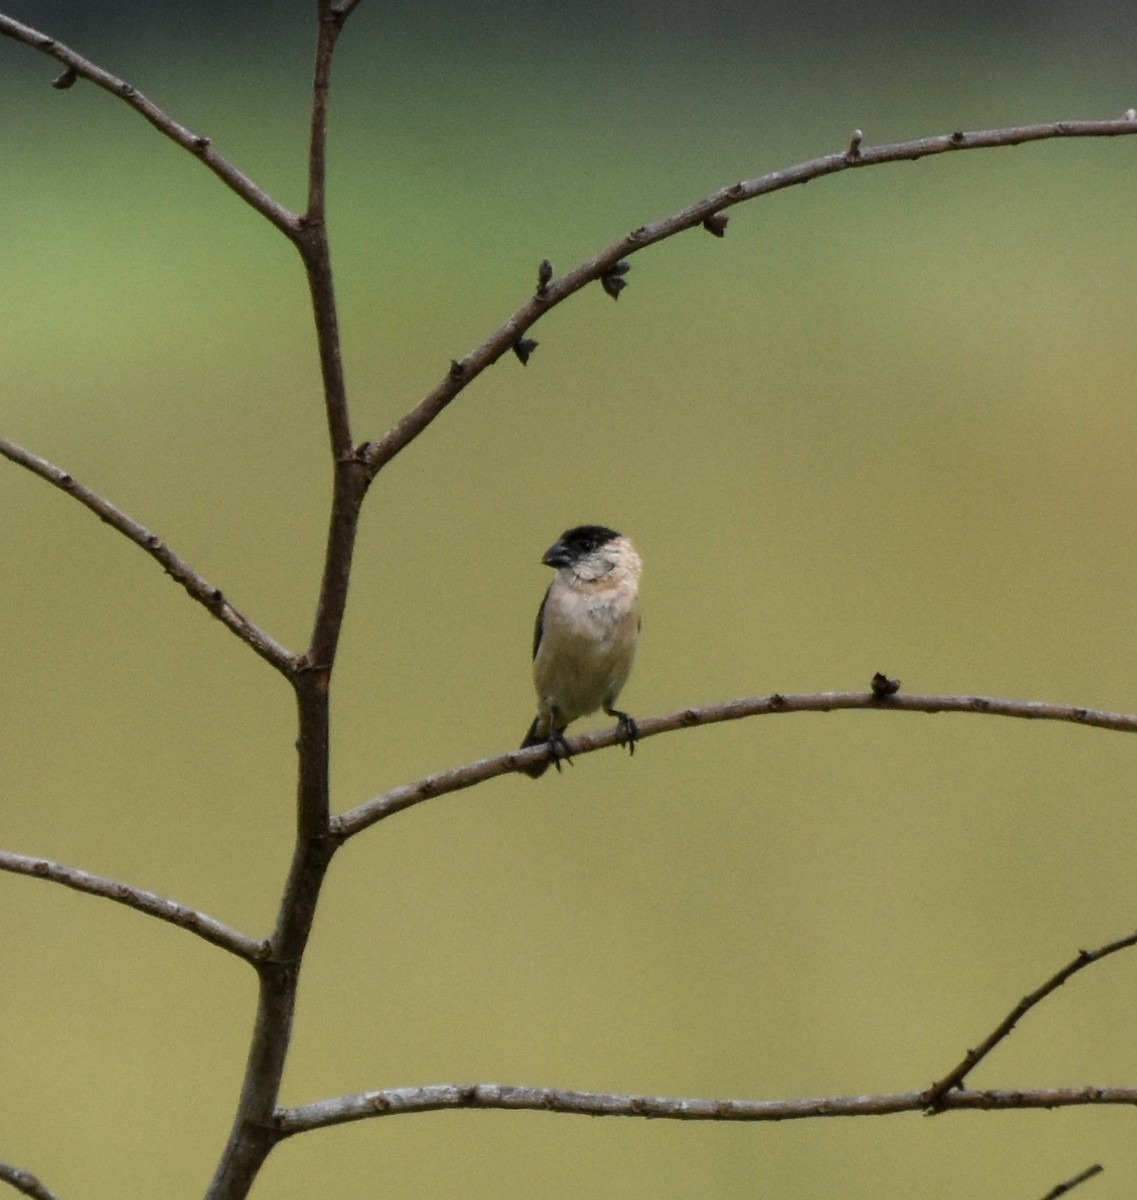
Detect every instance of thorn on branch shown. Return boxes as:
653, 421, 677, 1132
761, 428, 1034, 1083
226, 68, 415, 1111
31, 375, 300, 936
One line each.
512, 337, 538, 366
845, 128, 863, 161
600, 259, 631, 301
50, 66, 78, 90
448, 359, 466, 378
536, 259, 553, 296
871, 672, 901, 698
702, 212, 729, 237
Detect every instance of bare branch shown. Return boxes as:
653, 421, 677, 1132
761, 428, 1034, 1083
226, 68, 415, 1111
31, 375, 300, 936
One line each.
0, 14, 300, 237
0, 1164, 64, 1200
0, 438, 298, 677
0, 849, 268, 964
331, 0, 368, 22
924, 931, 1137, 1110
206, 13, 360, 1198
275, 1082, 1137, 1137
1038, 1165, 1104, 1200
362, 112, 1137, 473
301, 2, 354, 462
333, 689, 1137, 839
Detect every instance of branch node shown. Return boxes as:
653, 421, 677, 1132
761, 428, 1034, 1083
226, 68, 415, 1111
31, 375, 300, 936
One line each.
600, 259, 631, 300
448, 359, 467, 378
536, 258, 553, 296
512, 337, 538, 366
117, 81, 136, 98
702, 212, 729, 237
845, 128, 864, 161
871, 671, 901, 698
950, 130, 967, 145
1126, 108, 1137, 121
191, 134, 212, 152
50, 66, 78, 90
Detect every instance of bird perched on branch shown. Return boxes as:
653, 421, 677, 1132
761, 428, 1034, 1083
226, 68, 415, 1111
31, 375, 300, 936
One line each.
519, 524, 642, 778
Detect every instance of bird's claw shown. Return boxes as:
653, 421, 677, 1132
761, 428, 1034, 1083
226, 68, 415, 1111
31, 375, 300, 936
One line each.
612, 711, 638, 756
548, 729, 574, 773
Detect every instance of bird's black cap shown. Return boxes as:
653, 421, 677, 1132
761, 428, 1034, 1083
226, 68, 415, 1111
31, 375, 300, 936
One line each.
542, 525, 621, 567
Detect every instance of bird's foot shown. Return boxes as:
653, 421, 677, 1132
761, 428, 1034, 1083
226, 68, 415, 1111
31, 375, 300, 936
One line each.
548, 729, 574, 773
608, 709, 638, 756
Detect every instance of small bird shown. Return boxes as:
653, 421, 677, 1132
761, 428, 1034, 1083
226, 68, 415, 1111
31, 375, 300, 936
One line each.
520, 525, 642, 778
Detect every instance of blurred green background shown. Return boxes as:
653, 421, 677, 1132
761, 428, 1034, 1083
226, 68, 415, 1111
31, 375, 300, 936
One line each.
3, 1, 1137, 1197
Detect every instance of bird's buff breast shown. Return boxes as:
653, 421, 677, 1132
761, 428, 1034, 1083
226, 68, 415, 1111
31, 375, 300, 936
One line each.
533, 588, 637, 722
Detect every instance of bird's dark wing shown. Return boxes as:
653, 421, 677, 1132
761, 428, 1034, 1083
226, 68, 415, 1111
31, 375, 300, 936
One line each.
532, 586, 550, 660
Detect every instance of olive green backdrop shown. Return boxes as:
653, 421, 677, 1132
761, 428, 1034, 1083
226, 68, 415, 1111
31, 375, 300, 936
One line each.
2, 5, 1137, 1198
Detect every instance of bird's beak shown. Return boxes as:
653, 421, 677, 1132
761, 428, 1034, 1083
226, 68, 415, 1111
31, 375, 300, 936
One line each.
542, 539, 572, 568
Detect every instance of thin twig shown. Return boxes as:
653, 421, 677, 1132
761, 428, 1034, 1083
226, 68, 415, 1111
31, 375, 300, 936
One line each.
274, 1082, 1137, 1136
0, 438, 298, 677
0, 1163, 64, 1200
0, 849, 268, 964
333, 689, 1137, 838
924, 932, 1137, 1110
1039, 1164, 1104, 1200
0, 15, 300, 238
362, 112, 1137, 474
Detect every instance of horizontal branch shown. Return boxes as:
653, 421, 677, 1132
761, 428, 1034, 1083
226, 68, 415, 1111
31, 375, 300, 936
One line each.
0, 1164, 63, 1200
0, 849, 268, 964
333, 688, 1137, 839
925, 929, 1137, 1109
276, 1081, 1137, 1136
363, 111, 1137, 472
0, 438, 298, 676
0, 13, 300, 237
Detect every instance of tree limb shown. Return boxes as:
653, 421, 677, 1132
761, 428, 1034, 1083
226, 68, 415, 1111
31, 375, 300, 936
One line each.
362, 112, 1137, 473
0, 849, 268, 964
0, 1162, 64, 1200
333, 688, 1137, 838
0, 438, 298, 677
924, 931, 1137, 1110
204, 8, 361, 1196
275, 1082, 1137, 1136
0, 14, 300, 237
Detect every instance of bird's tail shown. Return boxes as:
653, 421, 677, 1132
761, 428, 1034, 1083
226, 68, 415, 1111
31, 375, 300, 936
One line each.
519, 718, 550, 779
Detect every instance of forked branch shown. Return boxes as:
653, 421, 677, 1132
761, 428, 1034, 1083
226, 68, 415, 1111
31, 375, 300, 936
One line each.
275, 928, 1137, 1136
924, 930, 1137, 1110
